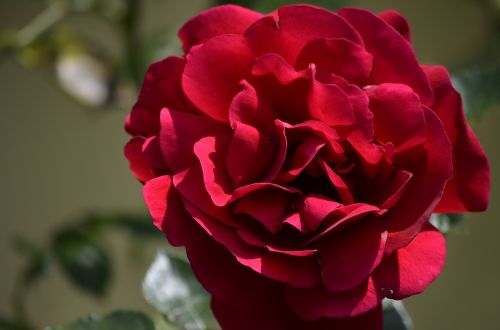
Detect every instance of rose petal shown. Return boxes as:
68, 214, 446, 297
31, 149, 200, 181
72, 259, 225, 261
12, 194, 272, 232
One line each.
159, 108, 228, 173
182, 34, 253, 122
143, 175, 193, 246
374, 222, 445, 299
228, 80, 276, 132
308, 77, 355, 128
340, 8, 433, 106
283, 212, 309, 233
317, 159, 355, 205
250, 54, 312, 124
300, 195, 342, 232
173, 166, 236, 227
385, 106, 452, 253
285, 277, 380, 319
367, 83, 427, 155
233, 189, 291, 234
126, 56, 191, 136
142, 136, 168, 173
423, 65, 490, 212
275, 137, 325, 184
296, 37, 373, 84
213, 290, 383, 330
185, 202, 322, 288
378, 10, 412, 42
124, 137, 155, 183
185, 221, 276, 303
226, 122, 276, 186
245, 5, 363, 65
179, 5, 263, 52
378, 169, 413, 209
320, 219, 387, 292
193, 135, 234, 207
305, 204, 382, 245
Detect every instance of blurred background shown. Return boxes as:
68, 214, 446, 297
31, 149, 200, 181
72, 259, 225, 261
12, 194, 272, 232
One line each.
0, 0, 499, 329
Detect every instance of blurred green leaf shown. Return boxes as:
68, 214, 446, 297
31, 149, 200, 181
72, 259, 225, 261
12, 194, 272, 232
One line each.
216, 0, 348, 12
430, 213, 466, 234
383, 300, 413, 330
52, 229, 111, 295
143, 250, 218, 330
454, 64, 500, 119
13, 237, 50, 287
45, 311, 155, 330
79, 212, 161, 237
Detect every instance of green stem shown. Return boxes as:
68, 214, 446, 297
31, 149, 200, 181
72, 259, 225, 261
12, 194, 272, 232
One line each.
122, 0, 144, 89
16, 0, 68, 48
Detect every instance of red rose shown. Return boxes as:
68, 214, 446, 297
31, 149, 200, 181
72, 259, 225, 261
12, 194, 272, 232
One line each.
125, 5, 490, 330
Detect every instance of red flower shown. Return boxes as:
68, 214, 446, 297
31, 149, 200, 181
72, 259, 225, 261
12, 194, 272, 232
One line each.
125, 5, 490, 329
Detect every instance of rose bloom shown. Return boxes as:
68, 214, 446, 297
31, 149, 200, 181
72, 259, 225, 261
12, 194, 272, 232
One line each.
125, 5, 490, 330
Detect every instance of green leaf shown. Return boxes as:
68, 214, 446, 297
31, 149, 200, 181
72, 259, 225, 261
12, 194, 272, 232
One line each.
45, 311, 155, 330
13, 237, 50, 287
430, 213, 466, 235
52, 229, 111, 295
78, 212, 161, 238
143, 250, 218, 330
383, 300, 413, 330
453, 64, 500, 120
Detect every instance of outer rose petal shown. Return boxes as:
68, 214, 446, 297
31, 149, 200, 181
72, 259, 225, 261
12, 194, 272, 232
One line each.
385, 107, 453, 253
185, 224, 383, 330
339, 8, 434, 106
183, 35, 254, 122
159, 108, 229, 173
320, 219, 387, 292
126, 56, 190, 136
374, 222, 445, 299
378, 10, 412, 42
245, 5, 363, 65
423, 65, 490, 212
124, 137, 155, 183
142, 136, 168, 173
285, 278, 380, 319
296, 37, 373, 84
143, 175, 194, 246
213, 295, 383, 330
178, 5, 263, 53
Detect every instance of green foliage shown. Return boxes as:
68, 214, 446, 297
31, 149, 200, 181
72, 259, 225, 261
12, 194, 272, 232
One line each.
430, 213, 466, 235
143, 250, 218, 330
52, 229, 111, 295
383, 300, 413, 330
454, 64, 500, 120
45, 311, 155, 330
13, 238, 51, 288
216, 0, 348, 12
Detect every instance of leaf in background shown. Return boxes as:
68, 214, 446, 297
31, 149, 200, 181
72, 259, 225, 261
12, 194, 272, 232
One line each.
383, 300, 414, 330
430, 213, 466, 235
79, 212, 161, 238
13, 237, 50, 287
143, 250, 217, 330
216, 0, 348, 12
453, 64, 500, 120
52, 229, 111, 296
45, 311, 155, 330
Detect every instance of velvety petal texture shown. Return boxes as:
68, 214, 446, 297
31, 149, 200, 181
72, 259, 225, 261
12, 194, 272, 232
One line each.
125, 4, 490, 330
